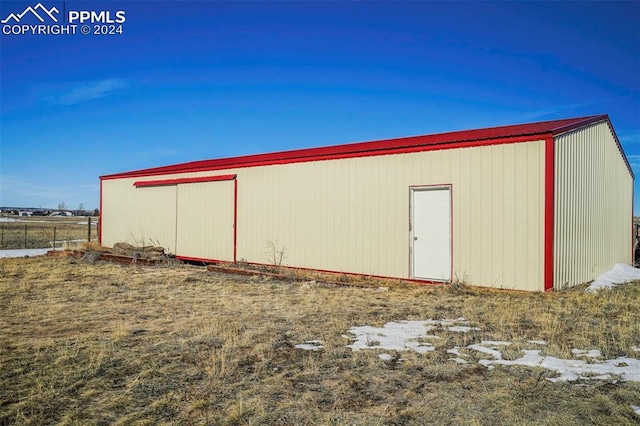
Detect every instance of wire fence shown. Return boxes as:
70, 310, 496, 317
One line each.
0, 218, 99, 250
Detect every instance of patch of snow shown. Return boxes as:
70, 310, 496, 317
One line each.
585, 374, 613, 381
444, 346, 467, 363
447, 347, 461, 356
294, 344, 321, 351
0, 248, 58, 258
294, 340, 324, 351
477, 349, 640, 383
0, 218, 52, 223
345, 319, 479, 354
425, 318, 470, 327
342, 319, 640, 383
572, 349, 602, 358
586, 263, 640, 292
345, 319, 480, 355
468, 344, 504, 360
447, 325, 481, 333
77, 221, 97, 225
0, 217, 20, 222
430, 319, 481, 333
632, 405, 640, 416
632, 346, 640, 353
447, 346, 470, 363
481, 341, 511, 346
346, 321, 443, 354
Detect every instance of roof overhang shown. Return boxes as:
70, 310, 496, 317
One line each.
100, 114, 633, 180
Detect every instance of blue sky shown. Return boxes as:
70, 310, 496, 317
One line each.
1, 1, 639, 211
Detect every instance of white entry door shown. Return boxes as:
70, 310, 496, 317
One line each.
411, 186, 452, 281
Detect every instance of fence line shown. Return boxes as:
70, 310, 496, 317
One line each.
0, 218, 99, 250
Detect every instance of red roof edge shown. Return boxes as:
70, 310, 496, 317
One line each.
547, 115, 604, 135
604, 116, 634, 180
101, 114, 632, 180
550, 114, 633, 179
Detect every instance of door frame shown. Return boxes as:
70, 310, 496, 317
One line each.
409, 184, 453, 282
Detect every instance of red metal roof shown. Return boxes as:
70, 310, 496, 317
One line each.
102, 114, 627, 179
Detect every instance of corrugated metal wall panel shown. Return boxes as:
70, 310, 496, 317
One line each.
101, 180, 177, 253
554, 121, 633, 289
102, 140, 545, 290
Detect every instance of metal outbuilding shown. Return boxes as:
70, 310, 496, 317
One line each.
99, 114, 633, 291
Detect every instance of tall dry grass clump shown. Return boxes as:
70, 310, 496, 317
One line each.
0, 256, 639, 424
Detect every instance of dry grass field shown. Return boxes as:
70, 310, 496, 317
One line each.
1, 256, 640, 425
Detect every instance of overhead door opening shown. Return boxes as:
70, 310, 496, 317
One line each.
176, 179, 236, 262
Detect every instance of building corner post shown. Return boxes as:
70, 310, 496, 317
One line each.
544, 136, 555, 292
98, 178, 103, 245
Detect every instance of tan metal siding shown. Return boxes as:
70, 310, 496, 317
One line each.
101, 180, 177, 253
243, 141, 545, 290
176, 181, 235, 261
102, 140, 545, 290
554, 121, 633, 289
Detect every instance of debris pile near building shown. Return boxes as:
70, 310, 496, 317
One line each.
47, 241, 173, 266
112, 242, 167, 260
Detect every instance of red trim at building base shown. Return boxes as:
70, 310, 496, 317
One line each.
175, 256, 446, 286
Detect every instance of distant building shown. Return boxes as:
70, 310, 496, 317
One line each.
100, 115, 633, 291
